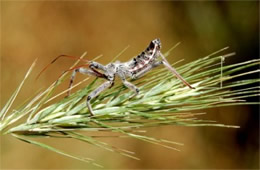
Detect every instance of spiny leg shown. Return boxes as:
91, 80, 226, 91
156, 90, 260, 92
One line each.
87, 80, 113, 116
123, 80, 140, 98
159, 52, 194, 89
120, 61, 162, 98
118, 71, 140, 98
68, 67, 106, 96
89, 61, 107, 71
133, 61, 163, 79
88, 61, 108, 78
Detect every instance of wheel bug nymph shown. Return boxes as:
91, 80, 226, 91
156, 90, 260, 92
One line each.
37, 39, 194, 116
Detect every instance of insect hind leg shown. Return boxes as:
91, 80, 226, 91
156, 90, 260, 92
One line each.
159, 52, 194, 89
133, 61, 163, 79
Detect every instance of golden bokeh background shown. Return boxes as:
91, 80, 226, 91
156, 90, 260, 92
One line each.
1, 1, 259, 169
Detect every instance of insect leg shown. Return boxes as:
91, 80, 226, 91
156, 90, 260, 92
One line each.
118, 71, 140, 98
89, 61, 106, 71
68, 67, 106, 96
133, 61, 163, 79
88, 61, 108, 79
87, 80, 113, 116
159, 52, 195, 89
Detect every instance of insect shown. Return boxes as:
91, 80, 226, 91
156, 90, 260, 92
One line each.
38, 39, 194, 116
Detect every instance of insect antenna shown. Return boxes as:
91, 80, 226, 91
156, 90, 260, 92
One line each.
36, 55, 90, 80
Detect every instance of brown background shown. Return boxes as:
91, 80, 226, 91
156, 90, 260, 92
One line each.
1, 1, 259, 169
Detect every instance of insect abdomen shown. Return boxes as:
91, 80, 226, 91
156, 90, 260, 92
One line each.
126, 39, 161, 76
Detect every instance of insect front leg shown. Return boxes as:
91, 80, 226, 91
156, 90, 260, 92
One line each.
159, 52, 195, 89
89, 61, 107, 77
87, 80, 114, 116
68, 67, 106, 96
89, 61, 106, 71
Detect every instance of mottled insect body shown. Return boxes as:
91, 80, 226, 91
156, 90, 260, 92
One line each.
127, 39, 161, 76
38, 38, 194, 116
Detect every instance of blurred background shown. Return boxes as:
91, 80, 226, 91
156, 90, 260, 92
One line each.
1, 1, 259, 169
